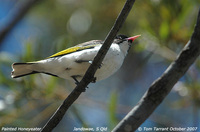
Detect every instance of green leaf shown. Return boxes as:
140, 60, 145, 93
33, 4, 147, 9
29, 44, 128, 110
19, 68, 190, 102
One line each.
159, 21, 169, 40
108, 91, 119, 129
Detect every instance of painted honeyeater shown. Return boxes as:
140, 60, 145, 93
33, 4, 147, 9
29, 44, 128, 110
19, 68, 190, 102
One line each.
11, 35, 140, 84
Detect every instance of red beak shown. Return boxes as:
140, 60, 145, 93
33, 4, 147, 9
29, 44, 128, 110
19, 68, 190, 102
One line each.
127, 35, 141, 42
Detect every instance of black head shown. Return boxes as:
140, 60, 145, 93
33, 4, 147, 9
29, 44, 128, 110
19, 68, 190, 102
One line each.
114, 34, 129, 44
116, 35, 128, 40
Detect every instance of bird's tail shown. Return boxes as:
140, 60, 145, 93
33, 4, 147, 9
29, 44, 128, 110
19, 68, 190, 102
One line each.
11, 63, 38, 78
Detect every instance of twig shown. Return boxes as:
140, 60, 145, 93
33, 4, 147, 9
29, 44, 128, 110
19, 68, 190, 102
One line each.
0, 0, 42, 44
41, 0, 136, 131
112, 8, 200, 132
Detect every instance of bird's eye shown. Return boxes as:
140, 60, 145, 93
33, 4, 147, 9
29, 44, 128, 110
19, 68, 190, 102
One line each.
118, 36, 124, 40
116, 35, 128, 41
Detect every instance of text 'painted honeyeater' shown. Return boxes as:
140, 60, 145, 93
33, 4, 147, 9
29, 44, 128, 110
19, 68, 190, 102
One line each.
11, 35, 140, 84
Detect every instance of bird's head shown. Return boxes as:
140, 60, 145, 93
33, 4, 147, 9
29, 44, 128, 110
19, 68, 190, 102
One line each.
114, 34, 141, 55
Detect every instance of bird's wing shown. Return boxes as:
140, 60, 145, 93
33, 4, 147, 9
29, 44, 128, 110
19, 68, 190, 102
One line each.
48, 40, 102, 58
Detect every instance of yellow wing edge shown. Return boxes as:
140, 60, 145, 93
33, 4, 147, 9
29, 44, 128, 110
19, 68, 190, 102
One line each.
47, 45, 97, 58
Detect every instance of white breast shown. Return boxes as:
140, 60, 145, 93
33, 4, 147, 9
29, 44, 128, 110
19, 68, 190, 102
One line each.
95, 43, 125, 81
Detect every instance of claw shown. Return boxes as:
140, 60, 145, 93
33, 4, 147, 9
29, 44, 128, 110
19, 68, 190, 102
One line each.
98, 63, 103, 69
92, 77, 97, 83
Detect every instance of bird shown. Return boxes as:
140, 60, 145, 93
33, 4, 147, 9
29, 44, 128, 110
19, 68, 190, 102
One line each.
11, 34, 140, 84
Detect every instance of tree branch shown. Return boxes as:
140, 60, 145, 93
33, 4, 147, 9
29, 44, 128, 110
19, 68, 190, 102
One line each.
41, 0, 136, 131
112, 8, 200, 132
0, 0, 42, 45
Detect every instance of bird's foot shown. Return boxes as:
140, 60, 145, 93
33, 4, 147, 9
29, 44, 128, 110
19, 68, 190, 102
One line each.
71, 75, 88, 92
91, 77, 97, 83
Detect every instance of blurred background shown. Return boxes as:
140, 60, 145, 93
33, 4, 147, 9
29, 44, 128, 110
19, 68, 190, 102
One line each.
0, 0, 200, 131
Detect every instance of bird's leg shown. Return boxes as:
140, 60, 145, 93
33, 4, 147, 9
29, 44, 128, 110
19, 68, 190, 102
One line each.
71, 75, 80, 85
71, 75, 88, 92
